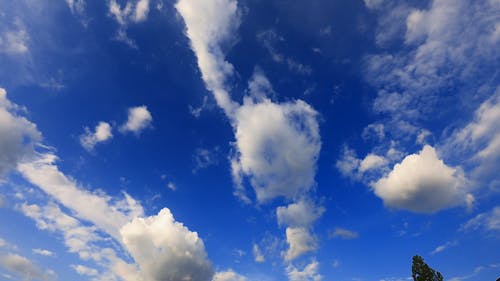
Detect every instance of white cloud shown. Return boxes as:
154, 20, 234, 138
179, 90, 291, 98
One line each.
192, 147, 220, 173
71, 264, 99, 276
133, 0, 150, 22
213, 270, 247, 281
231, 99, 321, 202
120, 208, 214, 281
430, 240, 457, 255
252, 244, 265, 263
108, 0, 151, 47
79, 121, 113, 151
362, 123, 385, 141
120, 106, 153, 135
65, 0, 86, 15
167, 182, 176, 191
17, 153, 144, 240
0, 253, 55, 281
359, 154, 387, 173
336, 147, 388, 181
460, 207, 500, 234
447, 88, 500, 179
32, 249, 55, 257
284, 227, 317, 261
365, 0, 499, 121
0, 25, 28, 55
330, 228, 359, 240
372, 145, 469, 213
0, 88, 41, 178
277, 199, 324, 228
109, 0, 150, 24
0, 88, 217, 281
364, 0, 384, 10
286, 260, 322, 281
175, 0, 240, 116
21, 202, 106, 261
336, 146, 361, 179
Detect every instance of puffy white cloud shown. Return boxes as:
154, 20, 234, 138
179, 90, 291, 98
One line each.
71, 264, 99, 276
460, 207, 500, 234
372, 145, 469, 213
330, 228, 359, 240
336, 147, 388, 181
120, 106, 153, 135
286, 260, 322, 281
252, 244, 265, 263
284, 227, 317, 261
120, 208, 214, 281
32, 249, 55, 257
80, 121, 113, 151
0, 88, 41, 178
0, 253, 55, 281
277, 199, 324, 228
175, 0, 240, 115
18, 153, 144, 240
232, 99, 321, 202
212, 270, 247, 281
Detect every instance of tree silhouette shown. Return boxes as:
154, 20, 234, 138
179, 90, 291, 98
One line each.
412, 255, 444, 281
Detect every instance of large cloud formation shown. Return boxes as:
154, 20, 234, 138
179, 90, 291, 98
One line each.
120, 208, 213, 281
176, 0, 321, 204
372, 145, 469, 213
232, 100, 320, 202
0, 88, 217, 281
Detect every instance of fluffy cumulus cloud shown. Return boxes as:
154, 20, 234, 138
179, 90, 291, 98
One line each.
120, 208, 214, 281
231, 99, 321, 202
0, 88, 41, 178
79, 121, 113, 151
372, 145, 469, 213
277, 199, 324, 228
284, 227, 317, 261
120, 106, 153, 135
0, 253, 55, 281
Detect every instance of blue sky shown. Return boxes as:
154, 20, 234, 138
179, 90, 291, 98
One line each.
0, 0, 499, 280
